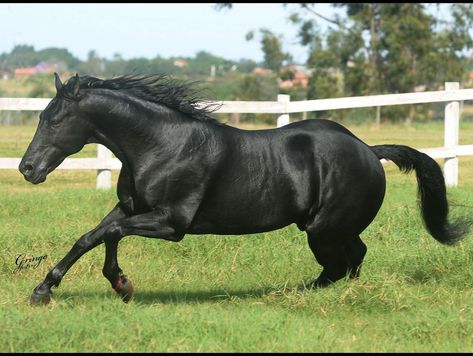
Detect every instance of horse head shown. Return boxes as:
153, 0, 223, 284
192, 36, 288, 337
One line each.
19, 73, 93, 184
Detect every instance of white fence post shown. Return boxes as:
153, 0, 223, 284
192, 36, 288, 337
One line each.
96, 144, 113, 190
277, 94, 290, 127
444, 82, 460, 187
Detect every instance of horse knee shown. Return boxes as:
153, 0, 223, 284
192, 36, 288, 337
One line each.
106, 221, 124, 238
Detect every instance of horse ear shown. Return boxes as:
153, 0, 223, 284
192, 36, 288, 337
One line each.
73, 73, 80, 97
54, 72, 63, 92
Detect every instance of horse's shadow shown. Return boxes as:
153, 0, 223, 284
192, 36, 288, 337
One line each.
56, 283, 308, 306
40, 269, 442, 306
134, 287, 276, 305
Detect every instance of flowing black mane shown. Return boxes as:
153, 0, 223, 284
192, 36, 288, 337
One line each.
61, 74, 222, 124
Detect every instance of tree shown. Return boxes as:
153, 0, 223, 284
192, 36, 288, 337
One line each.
290, 3, 473, 95
214, 3, 232, 11
246, 28, 292, 73
215, 4, 293, 72
77, 50, 104, 75
0, 45, 81, 73
37, 47, 80, 71
236, 73, 279, 124
1, 45, 38, 70
287, 3, 473, 122
185, 51, 232, 77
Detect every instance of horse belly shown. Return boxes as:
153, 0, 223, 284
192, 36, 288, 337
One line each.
188, 164, 313, 235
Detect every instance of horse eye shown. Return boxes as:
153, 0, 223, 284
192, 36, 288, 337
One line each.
50, 118, 61, 127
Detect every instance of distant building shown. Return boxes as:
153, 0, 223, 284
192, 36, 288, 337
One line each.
14, 67, 37, 77
279, 65, 310, 89
173, 59, 188, 68
252, 67, 272, 76
293, 72, 309, 87
14, 62, 56, 78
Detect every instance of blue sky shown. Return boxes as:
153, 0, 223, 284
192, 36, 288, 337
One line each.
0, 3, 338, 64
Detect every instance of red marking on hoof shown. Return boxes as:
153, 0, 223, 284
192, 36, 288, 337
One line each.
113, 277, 124, 291
113, 276, 134, 303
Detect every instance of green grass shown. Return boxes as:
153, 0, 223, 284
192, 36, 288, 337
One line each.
1, 121, 473, 352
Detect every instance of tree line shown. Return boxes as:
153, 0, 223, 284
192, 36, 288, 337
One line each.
217, 3, 473, 123
0, 45, 258, 80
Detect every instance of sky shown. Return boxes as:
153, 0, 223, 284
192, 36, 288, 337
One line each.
0, 3, 338, 64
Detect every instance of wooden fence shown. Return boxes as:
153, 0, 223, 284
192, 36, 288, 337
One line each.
1, 82, 473, 189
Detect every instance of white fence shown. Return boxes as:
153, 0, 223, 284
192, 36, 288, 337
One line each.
1, 81, 473, 189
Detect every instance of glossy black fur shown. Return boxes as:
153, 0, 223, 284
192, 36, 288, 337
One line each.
19, 73, 470, 304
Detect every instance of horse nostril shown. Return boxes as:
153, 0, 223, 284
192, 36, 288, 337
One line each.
21, 163, 35, 177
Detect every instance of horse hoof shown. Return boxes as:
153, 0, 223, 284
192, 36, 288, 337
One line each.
28, 291, 52, 306
114, 276, 134, 303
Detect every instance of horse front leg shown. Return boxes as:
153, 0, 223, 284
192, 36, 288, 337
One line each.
101, 209, 185, 303
102, 238, 134, 303
31, 208, 183, 305
29, 204, 127, 305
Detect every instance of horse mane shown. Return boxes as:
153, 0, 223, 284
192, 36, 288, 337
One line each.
61, 74, 223, 125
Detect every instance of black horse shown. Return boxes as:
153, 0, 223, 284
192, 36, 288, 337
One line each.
19, 73, 470, 305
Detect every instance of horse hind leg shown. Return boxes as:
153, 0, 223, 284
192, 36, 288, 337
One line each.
306, 232, 367, 288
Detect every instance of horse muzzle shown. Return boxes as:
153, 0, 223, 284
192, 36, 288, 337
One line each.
19, 161, 47, 184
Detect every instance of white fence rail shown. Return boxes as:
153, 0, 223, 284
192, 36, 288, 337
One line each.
1, 82, 473, 189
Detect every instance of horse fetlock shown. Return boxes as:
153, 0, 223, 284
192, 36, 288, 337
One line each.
103, 265, 122, 286
47, 268, 63, 287
102, 267, 115, 282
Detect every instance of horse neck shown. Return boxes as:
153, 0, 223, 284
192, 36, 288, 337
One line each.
83, 91, 180, 165
84, 93, 171, 160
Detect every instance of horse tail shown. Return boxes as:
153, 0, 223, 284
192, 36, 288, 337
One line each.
370, 144, 471, 245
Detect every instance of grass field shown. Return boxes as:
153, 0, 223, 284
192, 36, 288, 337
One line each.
1, 121, 473, 352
